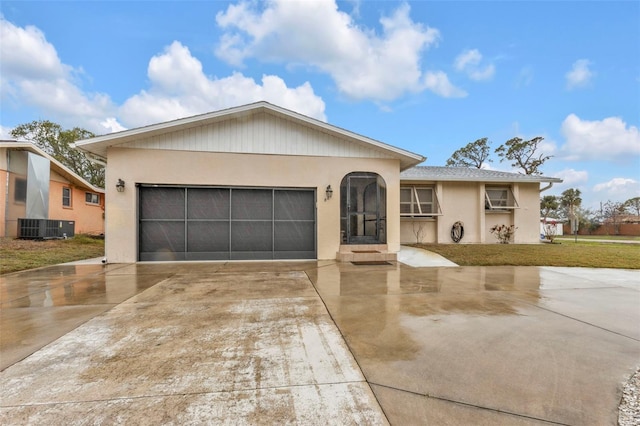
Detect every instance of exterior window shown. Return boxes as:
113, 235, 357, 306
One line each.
485, 187, 518, 210
400, 186, 441, 217
14, 178, 27, 203
62, 187, 71, 207
85, 192, 100, 205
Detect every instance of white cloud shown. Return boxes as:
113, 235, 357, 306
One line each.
1, 18, 326, 134
0, 125, 14, 140
422, 71, 467, 98
0, 17, 121, 134
565, 59, 594, 90
553, 168, 589, 186
560, 114, 640, 161
215, 1, 464, 100
0, 17, 66, 80
593, 178, 640, 199
119, 41, 326, 128
454, 49, 495, 81
516, 66, 533, 87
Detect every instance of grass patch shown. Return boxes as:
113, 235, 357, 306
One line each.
1, 236, 104, 275
555, 235, 640, 241
413, 242, 640, 269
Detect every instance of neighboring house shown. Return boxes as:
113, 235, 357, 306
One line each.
399, 167, 561, 244
74, 102, 561, 263
1, 141, 105, 238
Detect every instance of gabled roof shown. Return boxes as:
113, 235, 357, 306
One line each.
401, 166, 563, 183
74, 101, 426, 170
0, 141, 104, 193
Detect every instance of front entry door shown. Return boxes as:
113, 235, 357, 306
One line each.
340, 172, 386, 244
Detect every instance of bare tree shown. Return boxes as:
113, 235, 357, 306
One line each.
495, 136, 552, 175
446, 137, 492, 169
602, 200, 626, 235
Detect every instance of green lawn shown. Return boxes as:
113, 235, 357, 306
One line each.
413, 242, 640, 269
1, 236, 105, 275
555, 235, 640, 241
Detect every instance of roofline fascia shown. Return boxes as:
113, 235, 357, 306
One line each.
1, 142, 104, 193
74, 102, 426, 165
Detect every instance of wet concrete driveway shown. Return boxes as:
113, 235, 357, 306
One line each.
1, 260, 639, 425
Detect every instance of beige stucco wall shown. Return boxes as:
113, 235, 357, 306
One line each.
400, 181, 543, 244
105, 147, 401, 263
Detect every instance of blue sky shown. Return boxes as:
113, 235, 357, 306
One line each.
1, 0, 639, 210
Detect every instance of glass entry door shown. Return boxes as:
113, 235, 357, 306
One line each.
340, 172, 386, 244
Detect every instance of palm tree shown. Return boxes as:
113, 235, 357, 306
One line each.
560, 188, 582, 234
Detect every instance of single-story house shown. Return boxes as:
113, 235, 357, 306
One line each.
1, 141, 105, 238
74, 102, 561, 263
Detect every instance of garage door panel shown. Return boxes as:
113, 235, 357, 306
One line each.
187, 188, 229, 219
140, 221, 185, 254
231, 189, 272, 220
187, 221, 229, 252
274, 221, 315, 252
275, 190, 315, 220
231, 221, 273, 252
140, 187, 185, 219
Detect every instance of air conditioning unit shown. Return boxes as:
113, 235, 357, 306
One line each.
17, 219, 75, 239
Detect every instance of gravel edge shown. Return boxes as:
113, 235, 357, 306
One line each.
618, 367, 640, 426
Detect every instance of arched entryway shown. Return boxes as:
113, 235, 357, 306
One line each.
340, 172, 386, 244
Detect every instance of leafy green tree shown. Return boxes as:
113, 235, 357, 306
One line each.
445, 137, 492, 168
578, 208, 601, 234
10, 120, 104, 188
495, 136, 552, 175
624, 196, 640, 216
540, 195, 559, 219
559, 188, 582, 218
559, 188, 582, 234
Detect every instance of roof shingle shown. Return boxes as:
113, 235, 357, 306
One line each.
400, 166, 562, 183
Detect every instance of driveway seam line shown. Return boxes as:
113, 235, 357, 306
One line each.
369, 382, 570, 425
303, 268, 391, 425
505, 294, 640, 343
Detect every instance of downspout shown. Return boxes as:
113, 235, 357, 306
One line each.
540, 182, 554, 193
4, 150, 9, 237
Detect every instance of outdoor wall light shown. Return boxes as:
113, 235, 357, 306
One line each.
325, 184, 333, 201
116, 179, 125, 193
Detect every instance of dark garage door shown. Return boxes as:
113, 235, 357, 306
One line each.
139, 186, 316, 261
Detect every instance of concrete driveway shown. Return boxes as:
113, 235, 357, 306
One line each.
1, 259, 639, 425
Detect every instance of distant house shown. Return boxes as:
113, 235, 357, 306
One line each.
1, 141, 105, 238
74, 102, 562, 263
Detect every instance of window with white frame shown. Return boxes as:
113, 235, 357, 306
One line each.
485, 187, 518, 210
400, 186, 441, 217
62, 187, 72, 207
85, 192, 100, 205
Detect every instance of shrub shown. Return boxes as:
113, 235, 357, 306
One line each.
490, 224, 517, 244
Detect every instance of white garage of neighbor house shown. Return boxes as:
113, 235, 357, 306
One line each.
75, 102, 561, 263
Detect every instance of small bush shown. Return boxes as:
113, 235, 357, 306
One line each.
490, 224, 517, 244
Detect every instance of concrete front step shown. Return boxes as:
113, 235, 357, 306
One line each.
336, 244, 397, 262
